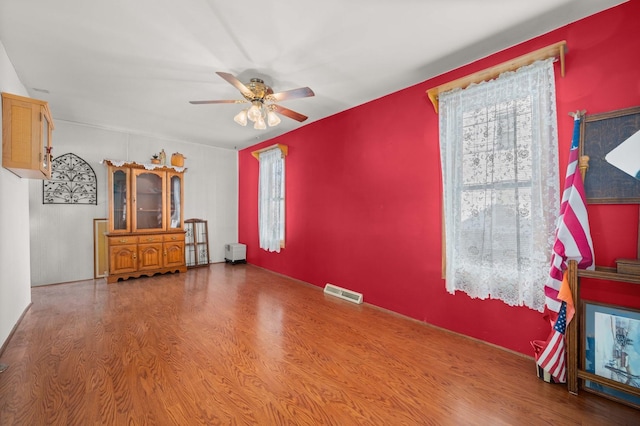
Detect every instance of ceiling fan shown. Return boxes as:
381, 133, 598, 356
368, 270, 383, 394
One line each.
189, 72, 315, 129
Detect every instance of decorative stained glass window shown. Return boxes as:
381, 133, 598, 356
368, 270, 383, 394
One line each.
43, 153, 97, 204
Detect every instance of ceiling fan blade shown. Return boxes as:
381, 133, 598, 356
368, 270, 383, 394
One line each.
269, 87, 315, 102
216, 72, 254, 98
189, 99, 246, 105
272, 104, 308, 122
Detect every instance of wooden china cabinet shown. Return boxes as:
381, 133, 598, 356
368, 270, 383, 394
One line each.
103, 160, 186, 283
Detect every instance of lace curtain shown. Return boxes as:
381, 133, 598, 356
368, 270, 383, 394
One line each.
258, 148, 285, 252
170, 176, 181, 228
439, 59, 559, 311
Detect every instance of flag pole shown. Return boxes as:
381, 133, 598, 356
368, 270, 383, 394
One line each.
570, 110, 589, 181
566, 260, 579, 394
566, 109, 586, 394
536, 109, 594, 385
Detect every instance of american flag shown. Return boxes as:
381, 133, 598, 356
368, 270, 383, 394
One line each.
535, 114, 594, 383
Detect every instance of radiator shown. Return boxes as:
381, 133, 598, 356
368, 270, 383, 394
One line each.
225, 243, 246, 263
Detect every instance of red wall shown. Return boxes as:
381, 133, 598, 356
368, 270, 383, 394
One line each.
239, 1, 640, 356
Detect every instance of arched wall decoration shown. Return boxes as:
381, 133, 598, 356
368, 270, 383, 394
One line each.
43, 153, 97, 204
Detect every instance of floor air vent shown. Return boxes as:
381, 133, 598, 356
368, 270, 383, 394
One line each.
323, 283, 363, 304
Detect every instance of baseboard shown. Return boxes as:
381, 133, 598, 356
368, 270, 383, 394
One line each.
234, 264, 534, 360
0, 302, 32, 357
366, 302, 534, 360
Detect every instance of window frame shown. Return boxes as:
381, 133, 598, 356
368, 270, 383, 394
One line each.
252, 144, 287, 250
437, 58, 561, 310
430, 42, 567, 282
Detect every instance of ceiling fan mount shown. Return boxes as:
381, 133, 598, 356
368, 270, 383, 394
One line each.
189, 72, 315, 126
242, 78, 273, 102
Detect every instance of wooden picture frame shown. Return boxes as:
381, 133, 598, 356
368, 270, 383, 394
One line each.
579, 106, 640, 203
581, 301, 640, 409
93, 218, 108, 279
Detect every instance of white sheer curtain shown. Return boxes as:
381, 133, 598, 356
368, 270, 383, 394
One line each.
439, 59, 559, 311
258, 148, 285, 252
170, 176, 180, 228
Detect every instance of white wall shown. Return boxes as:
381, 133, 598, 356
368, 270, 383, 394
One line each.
29, 121, 238, 286
0, 41, 32, 348
1, 38, 238, 351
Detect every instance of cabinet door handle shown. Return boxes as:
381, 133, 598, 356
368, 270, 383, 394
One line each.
163, 250, 167, 256
132, 253, 137, 259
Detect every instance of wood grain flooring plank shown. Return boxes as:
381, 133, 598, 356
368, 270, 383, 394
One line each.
1, 263, 639, 425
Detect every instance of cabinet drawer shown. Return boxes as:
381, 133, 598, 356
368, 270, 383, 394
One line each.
164, 233, 185, 242
139, 235, 163, 243
108, 236, 138, 245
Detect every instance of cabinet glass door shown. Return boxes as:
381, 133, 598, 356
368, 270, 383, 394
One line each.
168, 172, 184, 230
133, 170, 165, 231
112, 169, 129, 231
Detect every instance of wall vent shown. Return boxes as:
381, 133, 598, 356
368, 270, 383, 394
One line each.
323, 283, 363, 304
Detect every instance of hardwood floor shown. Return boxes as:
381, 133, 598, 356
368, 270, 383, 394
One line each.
1, 263, 638, 425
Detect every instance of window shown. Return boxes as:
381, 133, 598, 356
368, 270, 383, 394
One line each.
256, 145, 286, 252
439, 59, 560, 311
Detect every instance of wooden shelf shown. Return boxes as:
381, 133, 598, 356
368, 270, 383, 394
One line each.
567, 260, 640, 407
578, 267, 640, 285
577, 370, 640, 399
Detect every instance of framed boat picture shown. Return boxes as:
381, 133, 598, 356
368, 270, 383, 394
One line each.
582, 301, 640, 408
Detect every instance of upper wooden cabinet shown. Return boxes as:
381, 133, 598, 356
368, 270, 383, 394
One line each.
104, 160, 185, 233
1, 92, 54, 179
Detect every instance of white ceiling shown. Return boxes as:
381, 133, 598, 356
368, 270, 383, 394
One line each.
0, 0, 625, 151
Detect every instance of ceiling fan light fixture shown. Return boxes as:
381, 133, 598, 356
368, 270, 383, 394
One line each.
247, 101, 263, 122
234, 109, 248, 126
190, 72, 314, 130
254, 116, 267, 130
267, 110, 281, 127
